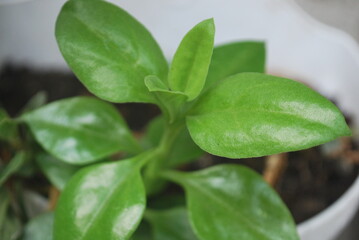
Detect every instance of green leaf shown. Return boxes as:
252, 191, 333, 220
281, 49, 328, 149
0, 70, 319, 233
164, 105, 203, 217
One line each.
23, 212, 54, 240
163, 165, 299, 240
187, 73, 351, 158
0, 108, 17, 142
56, 0, 168, 103
145, 76, 187, 122
36, 153, 79, 191
204, 41, 265, 90
54, 156, 146, 240
0, 152, 26, 186
168, 19, 215, 101
143, 116, 203, 167
22, 97, 140, 165
145, 208, 197, 240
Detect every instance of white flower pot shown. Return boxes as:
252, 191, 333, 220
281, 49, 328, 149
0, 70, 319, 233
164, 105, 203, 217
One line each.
1, 0, 358, 239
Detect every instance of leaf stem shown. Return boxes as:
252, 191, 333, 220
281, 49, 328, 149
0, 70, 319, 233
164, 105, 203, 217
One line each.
142, 120, 185, 194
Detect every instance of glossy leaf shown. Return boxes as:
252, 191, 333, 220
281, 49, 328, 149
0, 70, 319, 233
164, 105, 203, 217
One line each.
143, 116, 203, 167
187, 73, 351, 158
164, 165, 299, 240
168, 19, 215, 101
23, 212, 54, 240
22, 97, 140, 165
145, 75, 187, 122
0, 108, 17, 141
54, 157, 146, 240
145, 208, 197, 240
36, 153, 79, 190
0, 152, 26, 185
56, 0, 168, 103
204, 41, 265, 90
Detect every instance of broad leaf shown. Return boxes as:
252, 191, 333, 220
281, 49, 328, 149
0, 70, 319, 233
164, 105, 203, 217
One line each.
36, 153, 79, 190
204, 41, 265, 90
164, 165, 299, 240
56, 0, 168, 103
54, 157, 146, 240
22, 97, 140, 165
0, 152, 26, 185
187, 73, 351, 158
145, 76, 187, 122
143, 116, 203, 167
0, 108, 17, 142
23, 212, 54, 240
145, 208, 197, 240
168, 19, 215, 101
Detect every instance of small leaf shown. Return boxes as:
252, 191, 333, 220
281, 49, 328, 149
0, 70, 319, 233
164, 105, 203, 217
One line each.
168, 19, 215, 101
56, 0, 168, 103
0, 108, 17, 142
36, 153, 79, 190
204, 41, 265, 90
145, 76, 187, 122
22, 97, 140, 165
23, 212, 54, 240
0, 152, 26, 185
54, 156, 146, 240
145, 208, 197, 240
187, 73, 351, 158
143, 116, 203, 167
164, 165, 299, 240
20, 91, 48, 114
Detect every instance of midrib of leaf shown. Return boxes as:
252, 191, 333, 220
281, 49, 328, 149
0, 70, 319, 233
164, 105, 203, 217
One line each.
29, 119, 124, 144
189, 108, 336, 132
67, 13, 150, 77
183, 36, 207, 94
184, 178, 271, 240
80, 163, 139, 240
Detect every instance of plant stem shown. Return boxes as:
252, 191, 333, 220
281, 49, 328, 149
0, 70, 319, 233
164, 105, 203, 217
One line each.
143, 120, 185, 194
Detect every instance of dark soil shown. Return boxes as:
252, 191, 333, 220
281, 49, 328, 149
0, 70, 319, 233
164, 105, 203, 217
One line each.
1, 65, 358, 224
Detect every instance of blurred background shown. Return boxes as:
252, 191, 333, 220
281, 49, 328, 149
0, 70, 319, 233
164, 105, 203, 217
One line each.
0, 0, 358, 239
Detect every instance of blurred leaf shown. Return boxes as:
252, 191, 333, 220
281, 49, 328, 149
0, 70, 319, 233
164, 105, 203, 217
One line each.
187, 73, 351, 158
22, 97, 140, 165
131, 221, 153, 240
164, 165, 299, 240
0, 189, 22, 240
168, 19, 215, 101
145, 208, 197, 240
204, 41, 265, 90
0, 152, 26, 186
36, 153, 79, 191
20, 91, 48, 114
56, 0, 168, 103
0, 108, 17, 142
23, 212, 54, 240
